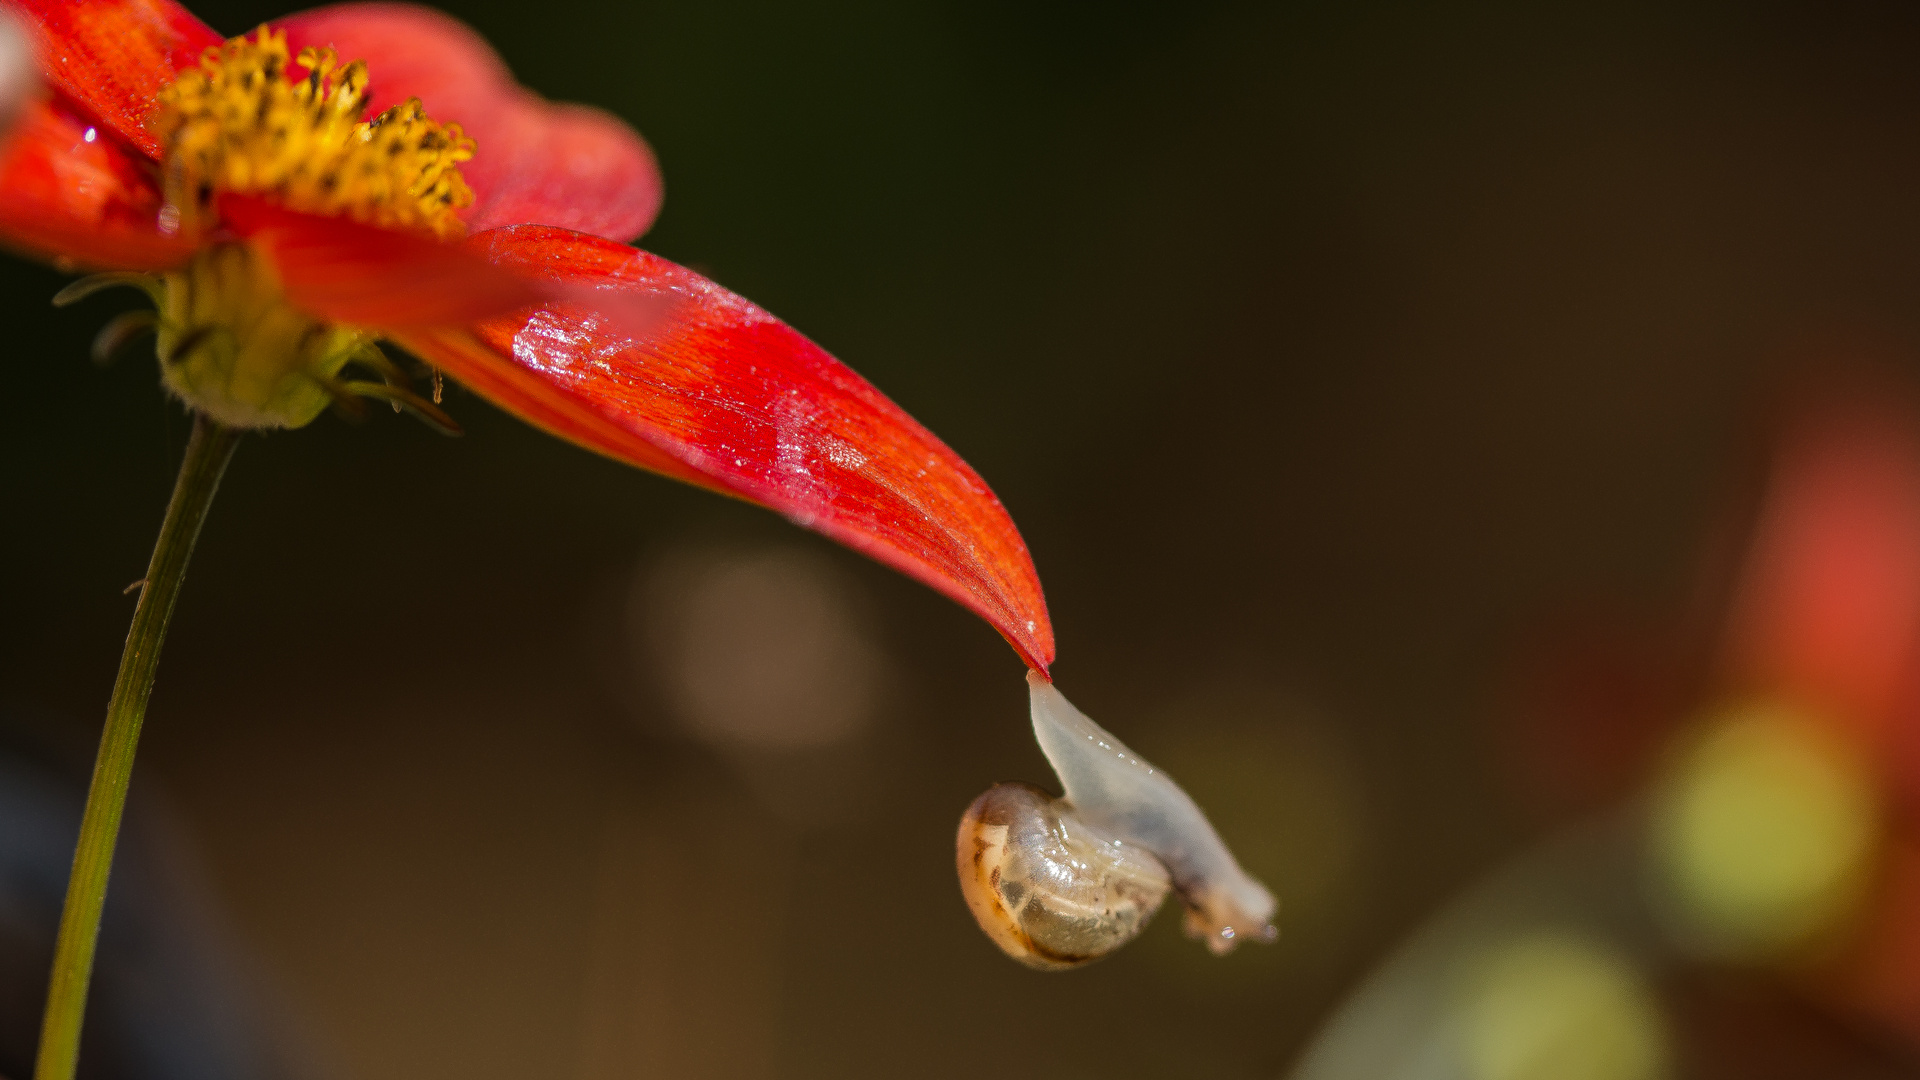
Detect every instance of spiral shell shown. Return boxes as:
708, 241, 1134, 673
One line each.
956, 782, 1172, 970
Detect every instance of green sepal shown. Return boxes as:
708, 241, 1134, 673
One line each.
52, 273, 164, 310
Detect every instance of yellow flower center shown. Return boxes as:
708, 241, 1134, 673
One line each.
115, 29, 478, 429
151, 26, 475, 240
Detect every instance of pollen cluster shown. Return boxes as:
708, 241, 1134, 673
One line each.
151, 27, 475, 239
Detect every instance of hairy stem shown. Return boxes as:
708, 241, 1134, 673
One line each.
34, 414, 240, 1080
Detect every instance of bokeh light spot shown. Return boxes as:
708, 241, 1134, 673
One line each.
1458, 932, 1668, 1080
1650, 701, 1878, 959
634, 545, 883, 752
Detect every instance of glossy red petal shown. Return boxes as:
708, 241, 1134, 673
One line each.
3, 0, 217, 160
0, 98, 191, 269
273, 3, 662, 241
395, 225, 1055, 672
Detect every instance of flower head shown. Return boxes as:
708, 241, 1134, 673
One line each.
0, 0, 1055, 671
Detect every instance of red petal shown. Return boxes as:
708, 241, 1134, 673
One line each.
0, 98, 192, 270
4, 0, 218, 160
1820, 838, 1920, 1047
455, 101, 662, 241
224, 195, 543, 327
226, 195, 672, 339
273, 3, 662, 241
394, 225, 1055, 672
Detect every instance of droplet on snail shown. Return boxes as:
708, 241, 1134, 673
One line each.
956, 672, 1278, 970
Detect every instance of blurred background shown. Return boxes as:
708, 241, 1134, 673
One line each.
6, 0, 1920, 1076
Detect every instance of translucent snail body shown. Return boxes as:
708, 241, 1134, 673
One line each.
955, 674, 1278, 969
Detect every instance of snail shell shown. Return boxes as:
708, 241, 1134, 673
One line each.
957, 782, 1173, 970
956, 673, 1278, 968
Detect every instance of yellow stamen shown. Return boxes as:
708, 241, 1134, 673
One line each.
151, 26, 475, 240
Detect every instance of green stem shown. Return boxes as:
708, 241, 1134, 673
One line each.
34, 415, 240, 1080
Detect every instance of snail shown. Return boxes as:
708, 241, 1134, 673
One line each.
957, 672, 1278, 969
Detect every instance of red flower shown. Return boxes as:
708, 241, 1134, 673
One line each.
0, 0, 1053, 672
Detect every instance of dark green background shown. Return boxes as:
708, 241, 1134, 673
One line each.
6, 1, 1920, 1076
